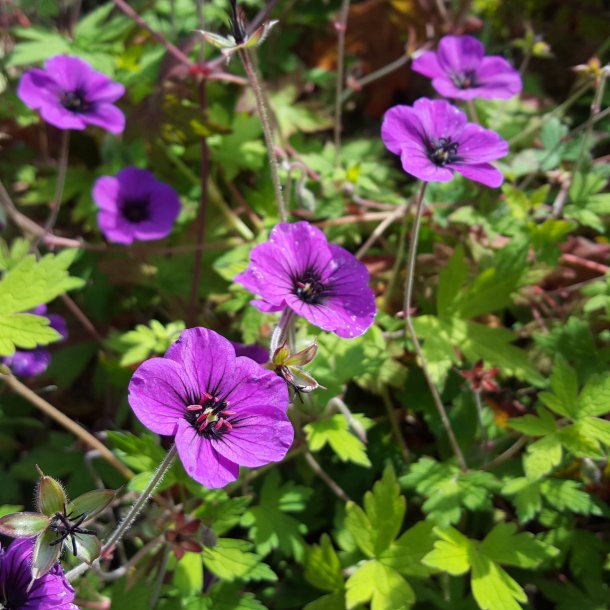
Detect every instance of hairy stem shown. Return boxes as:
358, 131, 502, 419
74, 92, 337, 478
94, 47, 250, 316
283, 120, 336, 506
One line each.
239, 48, 287, 222
304, 451, 351, 502
466, 99, 479, 123
355, 203, 406, 259
333, 0, 350, 167
66, 445, 177, 581
0, 372, 133, 480
270, 308, 295, 355
483, 436, 527, 471
404, 183, 468, 471
380, 386, 410, 463
187, 0, 210, 327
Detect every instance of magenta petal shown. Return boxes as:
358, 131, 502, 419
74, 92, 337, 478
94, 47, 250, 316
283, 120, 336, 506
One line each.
97, 210, 136, 244
17, 69, 59, 109
92, 176, 120, 211
39, 102, 87, 130
450, 162, 504, 188
84, 103, 125, 134
231, 357, 289, 413
457, 123, 509, 163
475, 56, 522, 99
175, 419, 239, 488
399, 147, 454, 183
412, 98, 466, 142
431, 77, 480, 100
215, 406, 293, 467
133, 183, 180, 241
165, 327, 237, 398
381, 105, 426, 155
250, 299, 285, 313
128, 358, 191, 435
436, 35, 484, 74
45, 55, 93, 91
412, 51, 443, 78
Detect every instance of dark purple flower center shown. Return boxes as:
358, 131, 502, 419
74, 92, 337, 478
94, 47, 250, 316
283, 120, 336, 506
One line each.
427, 137, 460, 166
60, 88, 92, 113
451, 69, 478, 89
292, 267, 329, 305
121, 198, 151, 224
185, 392, 236, 439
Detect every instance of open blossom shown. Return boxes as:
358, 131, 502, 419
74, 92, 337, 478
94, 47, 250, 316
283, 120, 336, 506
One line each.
0, 539, 79, 610
2, 305, 68, 378
412, 35, 521, 100
92, 167, 181, 245
17, 55, 125, 133
235, 222, 376, 339
128, 327, 293, 488
381, 98, 508, 187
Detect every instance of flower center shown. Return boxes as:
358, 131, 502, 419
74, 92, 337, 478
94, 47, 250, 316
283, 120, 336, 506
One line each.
427, 137, 460, 166
184, 393, 236, 439
121, 198, 151, 224
451, 69, 478, 89
292, 267, 328, 305
60, 89, 92, 113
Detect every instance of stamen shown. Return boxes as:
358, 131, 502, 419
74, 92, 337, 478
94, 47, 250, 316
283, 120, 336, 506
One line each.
187, 405, 202, 411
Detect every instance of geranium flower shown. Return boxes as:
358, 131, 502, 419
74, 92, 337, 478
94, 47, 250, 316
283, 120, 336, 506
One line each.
128, 327, 293, 488
381, 98, 508, 187
0, 539, 79, 610
235, 222, 376, 339
412, 35, 521, 100
2, 305, 68, 378
92, 167, 181, 245
17, 55, 125, 134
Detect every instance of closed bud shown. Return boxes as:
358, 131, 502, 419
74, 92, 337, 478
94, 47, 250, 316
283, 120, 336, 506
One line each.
36, 470, 67, 517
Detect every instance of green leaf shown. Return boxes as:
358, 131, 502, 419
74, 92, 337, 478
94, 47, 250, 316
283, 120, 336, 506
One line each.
0, 251, 83, 355
540, 479, 603, 516
578, 373, 610, 417
173, 553, 204, 597
241, 471, 311, 559
422, 527, 471, 575
203, 539, 276, 582
345, 560, 415, 610
480, 523, 557, 568
346, 466, 405, 556
379, 521, 436, 577
502, 477, 542, 523
437, 245, 467, 318
545, 355, 579, 417
508, 409, 556, 436
523, 434, 563, 480
305, 534, 344, 593
305, 414, 371, 467
7, 30, 71, 66
304, 592, 346, 610
470, 552, 525, 610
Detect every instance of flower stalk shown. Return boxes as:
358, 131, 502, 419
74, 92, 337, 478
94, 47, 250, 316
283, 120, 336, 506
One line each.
66, 444, 177, 581
403, 183, 468, 472
238, 48, 287, 222
333, 0, 351, 167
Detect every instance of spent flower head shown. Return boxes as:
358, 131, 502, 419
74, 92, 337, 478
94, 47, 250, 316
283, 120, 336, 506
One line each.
235, 222, 376, 338
18, 55, 125, 133
271, 340, 321, 401
381, 97, 508, 187
412, 35, 521, 100
0, 538, 79, 610
0, 468, 115, 579
92, 167, 181, 245
128, 327, 293, 488
197, 0, 278, 61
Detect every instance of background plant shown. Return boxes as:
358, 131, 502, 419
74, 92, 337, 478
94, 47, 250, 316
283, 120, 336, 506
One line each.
0, 1, 609, 609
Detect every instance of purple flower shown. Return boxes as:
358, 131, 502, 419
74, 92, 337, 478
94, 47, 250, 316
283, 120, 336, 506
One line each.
231, 342, 269, 365
0, 539, 79, 610
381, 98, 508, 187
128, 327, 293, 488
412, 35, 521, 100
2, 306, 68, 378
17, 55, 125, 134
92, 167, 181, 245
235, 222, 376, 339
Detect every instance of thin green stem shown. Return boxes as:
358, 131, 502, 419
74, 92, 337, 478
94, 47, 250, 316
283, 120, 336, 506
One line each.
239, 48, 286, 222
466, 99, 479, 123
33, 130, 69, 250
384, 198, 412, 311
334, 0, 351, 167
404, 183, 468, 471
66, 445, 177, 581
509, 81, 592, 147
270, 308, 295, 355
380, 386, 410, 463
